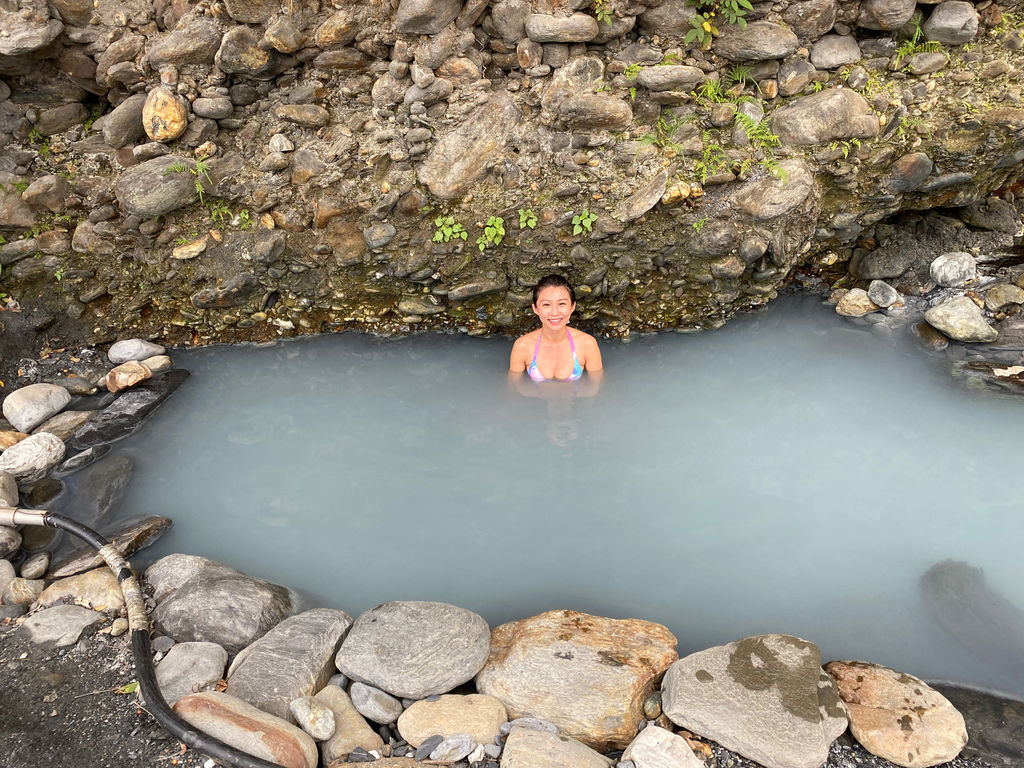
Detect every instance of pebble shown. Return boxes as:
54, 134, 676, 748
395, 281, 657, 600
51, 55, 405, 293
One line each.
290, 695, 336, 741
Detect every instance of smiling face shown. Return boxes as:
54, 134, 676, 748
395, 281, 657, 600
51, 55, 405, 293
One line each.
533, 285, 576, 331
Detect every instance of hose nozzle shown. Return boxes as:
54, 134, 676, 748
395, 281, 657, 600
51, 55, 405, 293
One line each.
0, 505, 48, 528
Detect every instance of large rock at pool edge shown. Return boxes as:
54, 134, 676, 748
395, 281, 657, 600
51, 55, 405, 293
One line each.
71, 369, 190, 449
824, 660, 967, 767
2, 383, 71, 433
335, 601, 490, 699
924, 296, 997, 343
475, 610, 678, 750
661, 634, 848, 768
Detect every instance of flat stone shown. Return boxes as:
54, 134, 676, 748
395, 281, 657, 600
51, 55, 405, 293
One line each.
960, 197, 1020, 234
637, 0, 699, 36
836, 288, 880, 317
525, 13, 599, 43
772, 88, 879, 145
397, 693, 507, 748
559, 94, 632, 131
924, 296, 997, 343
290, 696, 335, 741
475, 610, 678, 751
858, 0, 916, 29
148, 18, 222, 69
734, 159, 815, 221
35, 566, 124, 613
226, 608, 353, 721
274, 105, 330, 128
883, 153, 933, 193
115, 156, 200, 218
810, 35, 861, 69
636, 66, 704, 93
335, 601, 490, 700
37, 103, 88, 137
715, 22, 798, 61
20, 605, 104, 646
106, 360, 153, 394
47, 514, 171, 579
193, 97, 233, 120
350, 682, 403, 724
825, 661, 967, 767
395, 0, 462, 34
2, 383, 71, 433
622, 725, 705, 768
0, 432, 65, 484
501, 725, 612, 768
430, 732, 475, 761
32, 410, 95, 441
447, 278, 509, 302
0, 18, 62, 56
907, 52, 948, 76
156, 641, 229, 705
190, 273, 259, 309
929, 251, 976, 287
71, 370, 190, 449
109, 338, 166, 364
923, 1, 978, 44
783, 0, 839, 40
174, 691, 317, 768
662, 634, 848, 768
314, 685, 384, 764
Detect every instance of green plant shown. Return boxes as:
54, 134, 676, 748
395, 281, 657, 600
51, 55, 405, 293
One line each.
572, 210, 597, 235
207, 199, 232, 227
696, 78, 728, 104
830, 137, 862, 159
83, 105, 102, 133
726, 64, 754, 87
692, 217, 709, 231
11, 180, 29, 194
476, 216, 506, 252
640, 115, 684, 152
592, 0, 613, 25
236, 208, 253, 229
27, 126, 41, 144
685, 0, 754, 47
734, 112, 781, 153
660, 53, 683, 65
164, 158, 212, 204
693, 141, 729, 182
518, 208, 538, 229
808, 79, 826, 92
623, 63, 642, 80
53, 265, 65, 282
895, 19, 944, 66
432, 215, 467, 243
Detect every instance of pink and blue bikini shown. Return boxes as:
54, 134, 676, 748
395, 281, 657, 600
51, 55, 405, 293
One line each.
528, 329, 584, 382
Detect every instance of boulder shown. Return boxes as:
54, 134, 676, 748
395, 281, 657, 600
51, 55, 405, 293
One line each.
825, 661, 967, 767
156, 641, 229, 705
810, 35, 861, 69
923, 1, 978, 44
148, 19, 223, 69
35, 567, 124, 613
637, 0, 698, 36
226, 608, 353, 721
314, 685, 385, 765
174, 692, 317, 768
715, 22, 798, 61
290, 696, 335, 741
2, 383, 71, 433
960, 197, 1020, 234
335, 601, 490, 699
395, 0, 462, 35
115, 156, 200, 218
0, 17, 62, 56
923, 296, 997, 343
106, 360, 153, 394
614, 171, 668, 223
929, 251, 976, 287
71, 369, 190, 449
622, 725, 705, 768
475, 610, 678, 750
857, 0, 917, 29
783, 0, 839, 41
20, 605, 105, 646
661, 634, 848, 768
559, 94, 632, 131
772, 88, 879, 145
0, 432, 65, 484
397, 694, 507, 748
734, 160, 815, 221
501, 725, 612, 768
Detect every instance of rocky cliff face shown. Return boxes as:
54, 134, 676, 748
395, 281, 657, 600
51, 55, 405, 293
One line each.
0, 0, 1022, 361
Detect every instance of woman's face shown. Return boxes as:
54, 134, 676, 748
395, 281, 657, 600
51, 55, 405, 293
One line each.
533, 286, 575, 331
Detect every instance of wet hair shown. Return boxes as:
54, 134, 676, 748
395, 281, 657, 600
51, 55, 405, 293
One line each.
532, 274, 575, 306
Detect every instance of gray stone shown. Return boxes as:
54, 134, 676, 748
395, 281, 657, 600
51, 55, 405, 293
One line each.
637, 0, 699, 36
715, 22, 798, 61
315, 685, 384, 764
335, 601, 490, 699
226, 608, 352, 721
151, 557, 295, 656
929, 251, 976, 287
148, 19, 223, 69
734, 160, 815, 221
20, 552, 49, 580
636, 66, 704, 93
907, 52, 948, 75
960, 198, 1020, 234
771, 88, 880, 145
20, 605, 104, 647
290, 696, 336, 741
192, 97, 234, 120
810, 35, 861, 69
614, 171, 667, 223
430, 732, 475, 762
924, 296, 997, 343
559, 94, 632, 131
274, 105, 330, 128
923, 1, 978, 44
662, 635, 848, 768
115, 156, 200, 218
350, 682, 404, 724
146, 554, 238, 601
883, 153, 933, 193
857, 0, 917, 30
778, 60, 816, 97
985, 284, 1024, 311
0, 525, 22, 559
0, 18, 62, 56
447, 278, 509, 302
867, 280, 901, 308
0, 469, 17, 505
363, 223, 396, 250
0, 432, 65, 484
783, 0, 839, 41
2, 383, 71, 432
0, 173, 36, 229
36, 104, 88, 137
108, 339, 166, 364
156, 641, 229, 705
622, 725, 705, 768
0, 558, 15, 596
395, 0, 462, 35
525, 14, 599, 43
3, 577, 44, 605
502, 726, 612, 768
22, 175, 69, 213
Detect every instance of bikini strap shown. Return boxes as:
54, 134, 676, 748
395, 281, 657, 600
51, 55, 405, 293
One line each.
567, 328, 577, 355
532, 331, 543, 362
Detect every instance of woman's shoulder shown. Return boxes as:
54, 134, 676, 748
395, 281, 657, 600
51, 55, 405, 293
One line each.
569, 327, 599, 345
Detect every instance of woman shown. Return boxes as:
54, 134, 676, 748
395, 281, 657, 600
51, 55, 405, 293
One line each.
509, 275, 602, 393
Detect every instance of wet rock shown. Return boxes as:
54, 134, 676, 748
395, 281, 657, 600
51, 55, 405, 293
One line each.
47, 514, 172, 579
560, 94, 632, 131
143, 87, 189, 143
883, 153, 933, 193
335, 601, 490, 699
102, 94, 147, 149
20, 605, 104, 647
501, 726, 612, 768
858, 0, 917, 30
715, 22, 798, 61
20, 552, 48, 579
364, 223, 396, 249
418, 92, 520, 199
867, 280, 900, 308
825, 661, 967, 767
0, 432, 65, 484
613, 171, 667, 223
174, 692, 318, 768
810, 35, 861, 69
350, 682, 404, 724
105, 360, 153, 394
3, 577, 45, 605
476, 610, 678, 750
0, 525, 21, 559
395, 0, 462, 35
71, 370, 190, 448
836, 288, 880, 317
191, 273, 259, 309
35, 566, 124, 613
985, 284, 1024, 311
397, 693, 507, 748
636, 66, 704, 93
525, 14, 599, 43
290, 696, 335, 741
156, 641, 229, 706
226, 608, 353, 721
662, 634, 848, 768
923, 1, 978, 44
929, 251, 976, 287
0, 470, 17, 505
772, 88, 879, 145
315, 685, 385, 764
115, 156, 200, 218
0, 16, 62, 56
3, 382, 71, 432
783, 0, 839, 41
622, 725, 705, 768
960, 197, 1020, 234
148, 19, 223, 69
108, 338, 165, 363
734, 159, 815, 221
48, 452, 133, 533
924, 296, 997, 343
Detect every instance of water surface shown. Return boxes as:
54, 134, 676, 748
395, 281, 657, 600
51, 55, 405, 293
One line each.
112, 293, 1024, 698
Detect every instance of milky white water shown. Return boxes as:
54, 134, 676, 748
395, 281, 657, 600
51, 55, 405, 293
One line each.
110, 292, 1024, 698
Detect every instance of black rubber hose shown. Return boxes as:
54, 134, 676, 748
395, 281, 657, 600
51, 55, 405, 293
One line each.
38, 511, 287, 768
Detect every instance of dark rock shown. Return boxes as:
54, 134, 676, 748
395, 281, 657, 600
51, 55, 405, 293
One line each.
102, 94, 147, 149
190, 273, 259, 309
36, 104, 88, 136
364, 224, 396, 250
637, 0, 698, 36
960, 197, 1020, 234
47, 514, 172, 579
71, 369, 190, 449
115, 156, 199, 218
882, 152, 933, 192
48, 452, 133, 533
395, 0, 462, 35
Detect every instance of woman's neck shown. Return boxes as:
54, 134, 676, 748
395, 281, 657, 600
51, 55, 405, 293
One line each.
540, 325, 568, 342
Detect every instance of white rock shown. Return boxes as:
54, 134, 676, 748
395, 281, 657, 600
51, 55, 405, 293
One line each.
929, 251, 976, 287
0, 432, 66, 483
107, 338, 166, 364
2, 383, 71, 433
622, 725, 705, 768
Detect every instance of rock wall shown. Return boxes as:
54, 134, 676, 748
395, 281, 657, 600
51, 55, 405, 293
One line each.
0, 0, 1022, 361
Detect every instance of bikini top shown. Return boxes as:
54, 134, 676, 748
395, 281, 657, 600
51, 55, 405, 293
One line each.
528, 328, 584, 382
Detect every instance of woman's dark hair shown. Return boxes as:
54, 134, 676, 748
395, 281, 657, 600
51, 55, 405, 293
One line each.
532, 274, 575, 306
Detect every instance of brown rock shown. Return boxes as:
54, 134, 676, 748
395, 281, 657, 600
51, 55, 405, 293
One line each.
475, 610, 678, 750
143, 87, 189, 142
0, 431, 29, 450
105, 360, 153, 393
274, 104, 330, 128
32, 411, 95, 441
315, 10, 360, 48
397, 693, 507, 748
836, 288, 880, 317
825, 661, 967, 768
314, 685, 384, 765
174, 692, 317, 768
35, 566, 125, 613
